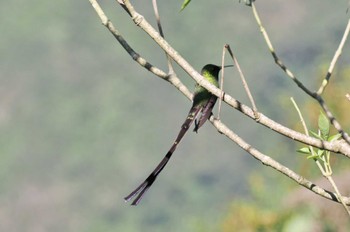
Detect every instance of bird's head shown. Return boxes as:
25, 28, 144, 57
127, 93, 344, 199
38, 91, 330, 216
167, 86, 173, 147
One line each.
201, 64, 233, 80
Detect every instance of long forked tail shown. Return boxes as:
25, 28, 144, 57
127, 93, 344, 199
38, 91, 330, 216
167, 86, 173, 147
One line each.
124, 106, 201, 205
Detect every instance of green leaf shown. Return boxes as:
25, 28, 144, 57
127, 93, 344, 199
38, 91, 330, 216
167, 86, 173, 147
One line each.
309, 130, 323, 140
328, 133, 341, 142
307, 154, 321, 160
180, 0, 191, 11
297, 147, 311, 154
318, 112, 329, 139
317, 149, 324, 157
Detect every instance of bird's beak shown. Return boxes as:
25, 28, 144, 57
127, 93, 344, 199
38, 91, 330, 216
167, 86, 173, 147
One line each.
222, 65, 234, 69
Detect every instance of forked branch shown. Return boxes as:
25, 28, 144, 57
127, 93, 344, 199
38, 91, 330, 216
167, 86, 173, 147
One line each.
89, 0, 350, 205
89, 0, 192, 99
251, 2, 350, 145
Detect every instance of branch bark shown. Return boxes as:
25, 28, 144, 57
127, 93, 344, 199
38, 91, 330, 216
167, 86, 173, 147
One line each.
118, 0, 350, 158
89, 0, 350, 205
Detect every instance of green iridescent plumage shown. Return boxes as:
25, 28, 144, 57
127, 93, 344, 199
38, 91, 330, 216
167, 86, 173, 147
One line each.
124, 64, 227, 205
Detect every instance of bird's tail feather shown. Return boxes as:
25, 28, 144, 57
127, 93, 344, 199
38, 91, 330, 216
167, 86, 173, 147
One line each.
124, 106, 201, 205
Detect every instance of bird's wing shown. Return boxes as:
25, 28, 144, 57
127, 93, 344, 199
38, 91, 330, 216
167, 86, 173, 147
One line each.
193, 95, 217, 133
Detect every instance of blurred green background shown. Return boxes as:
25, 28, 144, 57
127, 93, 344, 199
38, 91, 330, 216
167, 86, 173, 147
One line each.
1, 1, 350, 231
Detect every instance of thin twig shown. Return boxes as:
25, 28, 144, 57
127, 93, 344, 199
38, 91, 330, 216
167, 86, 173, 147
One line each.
152, 0, 175, 73
292, 97, 329, 175
217, 46, 226, 119
114, 0, 350, 157
251, 3, 314, 97
252, 2, 350, 145
225, 44, 259, 118
315, 95, 350, 144
92, 0, 350, 205
291, 97, 314, 147
317, 19, 350, 95
210, 116, 350, 205
325, 175, 350, 216
89, 0, 192, 99
291, 97, 350, 216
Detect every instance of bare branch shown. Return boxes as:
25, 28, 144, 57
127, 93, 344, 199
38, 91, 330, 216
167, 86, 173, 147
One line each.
91, 0, 350, 207
325, 175, 350, 216
114, 0, 350, 157
209, 116, 350, 205
315, 95, 350, 145
152, 0, 175, 73
317, 19, 350, 95
225, 44, 258, 116
89, 0, 192, 99
217, 46, 227, 119
251, 3, 315, 97
292, 97, 350, 215
251, 2, 350, 145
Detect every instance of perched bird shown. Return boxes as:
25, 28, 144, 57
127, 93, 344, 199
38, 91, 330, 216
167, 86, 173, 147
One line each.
124, 64, 232, 205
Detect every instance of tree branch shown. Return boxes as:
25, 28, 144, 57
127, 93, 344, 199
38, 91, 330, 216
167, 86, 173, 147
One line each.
116, 0, 350, 157
210, 116, 350, 205
251, 2, 350, 145
152, 0, 175, 73
291, 97, 350, 214
224, 44, 258, 115
90, 0, 350, 205
317, 19, 350, 95
90, 0, 192, 99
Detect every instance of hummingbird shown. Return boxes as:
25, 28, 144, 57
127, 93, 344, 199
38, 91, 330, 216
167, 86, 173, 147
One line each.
124, 64, 232, 205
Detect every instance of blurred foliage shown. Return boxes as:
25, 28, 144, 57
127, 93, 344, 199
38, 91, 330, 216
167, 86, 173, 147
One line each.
219, 66, 350, 231
220, 171, 350, 231
1, 0, 350, 232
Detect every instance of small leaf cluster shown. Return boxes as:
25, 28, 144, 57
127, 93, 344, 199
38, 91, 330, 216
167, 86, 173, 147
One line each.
298, 112, 341, 174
